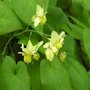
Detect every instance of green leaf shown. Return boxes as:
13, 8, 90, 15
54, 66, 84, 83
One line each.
37, 0, 49, 11
82, 0, 90, 11
83, 29, 90, 63
72, 0, 83, 3
43, 23, 54, 35
61, 18, 84, 40
64, 58, 90, 90
88, 70, 90, 80
0, 56, 30, 90
28, 62, 41, 90
70, 2, 90, 28
63, 36, 76, 53
57, 0, 70, 10
49, 0, 57, 7
67, 22, 84, 40
73, 0, 90, 11
0, 2, 23, 35
12, 0, 37, 24
62, 35, 78, 60
46, 7, 68, 31
3, 0, 13, 9
40, 57, 72, 90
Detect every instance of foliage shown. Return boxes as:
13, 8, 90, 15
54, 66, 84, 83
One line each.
0, 0, 90, 90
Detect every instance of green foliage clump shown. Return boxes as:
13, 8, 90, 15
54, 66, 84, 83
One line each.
0, 0, 90, 90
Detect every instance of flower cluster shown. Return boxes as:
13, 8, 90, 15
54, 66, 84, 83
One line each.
43, 31, 65, 61
18, 4, 66, 63
18, 31, 65, 63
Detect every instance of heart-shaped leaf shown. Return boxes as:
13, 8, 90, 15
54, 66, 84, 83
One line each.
0, 56, 30, 90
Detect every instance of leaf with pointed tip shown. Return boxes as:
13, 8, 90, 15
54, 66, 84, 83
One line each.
40, 57, 72, 90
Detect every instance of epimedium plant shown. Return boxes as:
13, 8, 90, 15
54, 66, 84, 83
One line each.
0, 0, 90, 90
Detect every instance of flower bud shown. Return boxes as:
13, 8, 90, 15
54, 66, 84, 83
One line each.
33, 53, 40, 61
60, 51, 66, 62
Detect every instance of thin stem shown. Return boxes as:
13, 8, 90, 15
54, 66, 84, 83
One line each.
2, 25, 29, 55
2, 26, 50, 55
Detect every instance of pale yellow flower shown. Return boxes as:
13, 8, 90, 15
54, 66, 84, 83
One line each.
50, 31, 65, 49
43, 42, 58, 61
18, 40, 43, 63
43, 31, 65, 61
32, 4, 47, 27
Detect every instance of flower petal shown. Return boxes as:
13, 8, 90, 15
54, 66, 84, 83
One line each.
59, 31, 65, 40
43, 42, 49, 48
27, 40, 33, 49
33, 41, 43, 53
33, 17, 41, 27
21, 43, 26, 52
40, 15, 47, 25
24, 54, 32, 64
50, 31, 59, 44
45, 48, 54, 61
36, 4, 44, 17
51, 46, 58, 53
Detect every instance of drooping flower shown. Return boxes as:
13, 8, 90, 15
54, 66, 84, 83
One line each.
43, 31, 65, 61
32, 4, 47, 27
18, 40, 43, 63
43, 42, 58, 61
